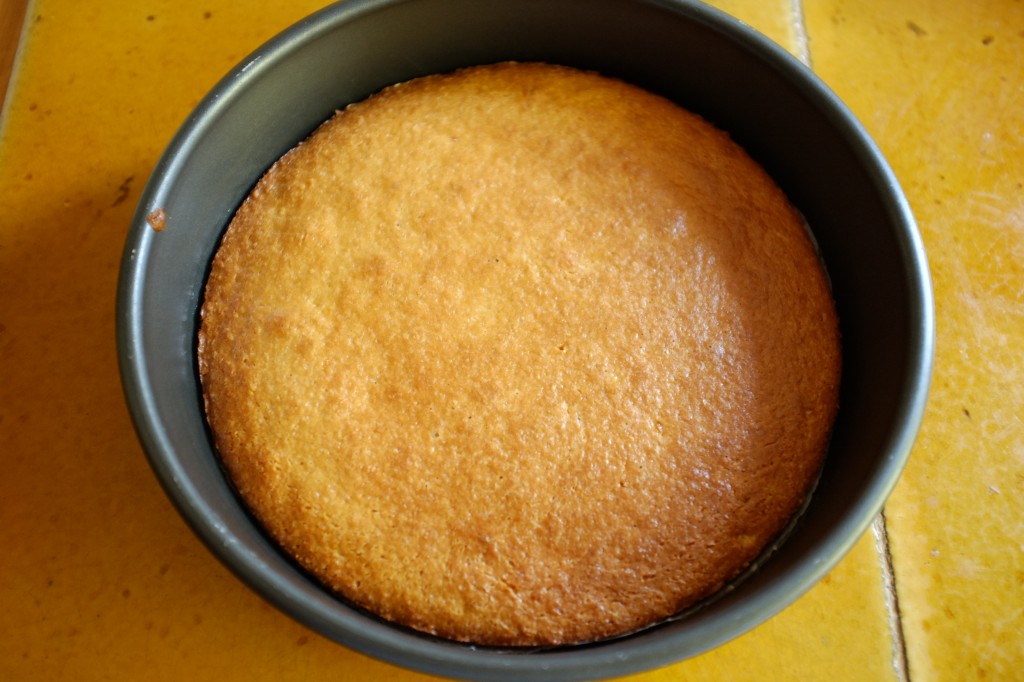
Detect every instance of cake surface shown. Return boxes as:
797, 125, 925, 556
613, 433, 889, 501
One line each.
197, 62, 841, 646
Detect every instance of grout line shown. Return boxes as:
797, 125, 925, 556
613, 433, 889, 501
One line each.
872, 512, 911, 681
789, 0, 813, 68
0, 0, 33, 129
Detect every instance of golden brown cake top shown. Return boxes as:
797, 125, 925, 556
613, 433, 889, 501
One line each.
198, 62, 840, 646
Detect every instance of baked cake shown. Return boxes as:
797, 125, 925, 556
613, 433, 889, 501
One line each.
197, 62, 841, 646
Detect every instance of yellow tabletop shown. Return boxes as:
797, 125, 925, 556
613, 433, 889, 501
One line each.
1, 1, 1020, 680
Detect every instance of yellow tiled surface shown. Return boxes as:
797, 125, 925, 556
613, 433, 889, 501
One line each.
805, 2, 1024, 679
0, 1, 1019, 680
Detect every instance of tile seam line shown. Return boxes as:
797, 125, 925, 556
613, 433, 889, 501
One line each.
873, 511, 910, 681
789, 0, 812, 68
0, 0, 34, 131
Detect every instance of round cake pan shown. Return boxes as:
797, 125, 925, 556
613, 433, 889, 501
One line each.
117, 0, 934, 679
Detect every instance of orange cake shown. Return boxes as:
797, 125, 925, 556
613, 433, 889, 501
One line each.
197, 62, 841, 646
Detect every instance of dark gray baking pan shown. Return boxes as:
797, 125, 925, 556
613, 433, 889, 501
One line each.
117, 0, 934, 679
